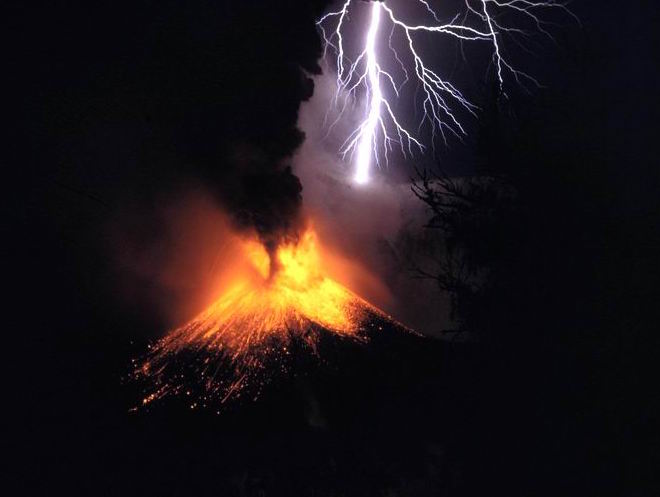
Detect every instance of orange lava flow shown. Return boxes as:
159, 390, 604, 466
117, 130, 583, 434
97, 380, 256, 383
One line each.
135, 227, 383, 408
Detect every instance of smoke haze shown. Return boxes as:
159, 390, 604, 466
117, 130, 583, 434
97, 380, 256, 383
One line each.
293, 70, 452, 335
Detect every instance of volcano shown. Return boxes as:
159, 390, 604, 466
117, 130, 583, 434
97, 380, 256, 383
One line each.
126, 304, 458, 497
134, 226, 416, 409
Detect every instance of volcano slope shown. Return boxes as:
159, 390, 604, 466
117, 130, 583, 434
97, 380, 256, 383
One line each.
124, 318, 473, 497
133, 227, 434, 410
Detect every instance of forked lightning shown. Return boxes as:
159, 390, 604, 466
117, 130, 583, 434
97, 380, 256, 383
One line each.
317, 0, 575, 184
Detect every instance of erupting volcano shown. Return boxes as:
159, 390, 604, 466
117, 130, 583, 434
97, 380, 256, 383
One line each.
135, 225, 402, 409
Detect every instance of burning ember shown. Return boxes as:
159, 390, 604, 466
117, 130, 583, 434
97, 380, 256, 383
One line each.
134, 226, 390, 408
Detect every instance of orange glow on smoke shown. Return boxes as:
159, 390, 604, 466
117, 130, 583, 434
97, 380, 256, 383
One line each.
181, 228, 365, 343
136, 225, 386, 407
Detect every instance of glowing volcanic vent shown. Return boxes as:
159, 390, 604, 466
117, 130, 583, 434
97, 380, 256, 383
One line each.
134, 227, 391, 408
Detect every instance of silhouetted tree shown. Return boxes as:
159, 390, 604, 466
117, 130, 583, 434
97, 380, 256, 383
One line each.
405, 63, 657, 493
408, 167, 516, 333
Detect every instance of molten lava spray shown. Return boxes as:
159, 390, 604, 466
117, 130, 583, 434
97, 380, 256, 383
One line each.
135, 226, 393, 408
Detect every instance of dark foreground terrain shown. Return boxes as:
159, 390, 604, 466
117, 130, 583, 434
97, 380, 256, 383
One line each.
14, 315, 630, 496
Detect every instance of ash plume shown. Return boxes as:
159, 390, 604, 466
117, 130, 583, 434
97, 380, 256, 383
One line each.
120, 1, 335, 249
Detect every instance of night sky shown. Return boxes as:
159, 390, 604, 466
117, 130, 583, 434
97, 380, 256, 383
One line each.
7, 1, 659, 495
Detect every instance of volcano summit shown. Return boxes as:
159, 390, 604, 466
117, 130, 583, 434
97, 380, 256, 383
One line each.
134, 226, 411, 409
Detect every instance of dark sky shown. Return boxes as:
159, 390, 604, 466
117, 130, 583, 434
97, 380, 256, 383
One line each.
9, 0, 334, 241
6, 0, 659, 495
8, 0, 658, 251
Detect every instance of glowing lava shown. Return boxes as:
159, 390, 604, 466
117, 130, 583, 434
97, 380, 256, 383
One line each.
135, 227, 387, 408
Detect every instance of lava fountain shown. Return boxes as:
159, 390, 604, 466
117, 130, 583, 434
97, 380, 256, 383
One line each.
134, 225, 394, 409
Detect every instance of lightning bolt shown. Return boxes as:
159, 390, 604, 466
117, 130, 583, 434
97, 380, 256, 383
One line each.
317, 0, 575, 184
